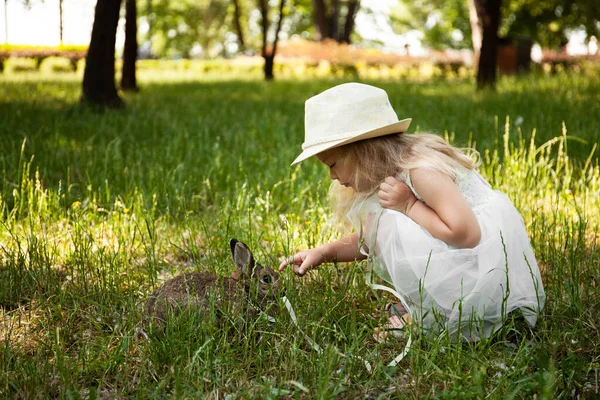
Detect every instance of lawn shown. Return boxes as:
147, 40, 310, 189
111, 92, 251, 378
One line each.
0, 69, 599, 398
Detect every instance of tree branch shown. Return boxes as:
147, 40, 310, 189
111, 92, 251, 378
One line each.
271, 0, 287, 56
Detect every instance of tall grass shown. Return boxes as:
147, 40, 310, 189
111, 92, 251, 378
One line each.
0, 71, 599, 398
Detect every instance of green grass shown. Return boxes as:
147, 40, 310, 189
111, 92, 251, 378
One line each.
0, 70, 599, 398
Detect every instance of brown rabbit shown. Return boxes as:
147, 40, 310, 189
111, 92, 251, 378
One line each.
143, 238, 281, 327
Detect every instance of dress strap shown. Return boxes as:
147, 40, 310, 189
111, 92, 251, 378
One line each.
400, 170, 424, 202
365, 206, 413, 366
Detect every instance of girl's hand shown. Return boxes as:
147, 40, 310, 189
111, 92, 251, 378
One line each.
378, 176, 417, 214
279, 249, 325, 276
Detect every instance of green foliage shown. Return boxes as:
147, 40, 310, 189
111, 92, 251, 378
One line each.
0, 72, 599, 397
39, 57, 76, 73
149, 0, 231, 58
3, 58, 38, 73
144, 0, 315, 58
392, 0, 600, 50
283, 0, 316, 40
502, 0, 600, 48
390, 0, 473, 50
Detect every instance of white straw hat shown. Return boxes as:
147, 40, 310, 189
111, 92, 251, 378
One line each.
291, 82, 411, 166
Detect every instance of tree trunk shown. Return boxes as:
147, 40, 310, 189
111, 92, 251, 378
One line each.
473, 0, 501, 90
331, 0, 340, 41
264, 55, 274, 80
258, 0, 286, 80
121, 0, 139, 91
467, 0, 482, 54
271, 0, 285, 57
232, 0, 246, 53
312, 0, 328, 41
258, 0, 269, 61
59, 0, 64, 45
81, 0, 124, 108
146, 0, 153, 57
341, 0, 359, 44
312, 0, 359, 44
4, 0, 8, 45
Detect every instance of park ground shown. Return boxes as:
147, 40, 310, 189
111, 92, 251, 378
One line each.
0, 69, 599, 398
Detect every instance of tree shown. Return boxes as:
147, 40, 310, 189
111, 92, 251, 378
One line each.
277, 0, 314, 39
390, 0, 472, 50
144, 0, 309, 59
230, 0, 312, 55
391, 0, 501, 89
312, 0, 360, 43
81, 0, 124, 108
393, 0, 600, 52
4, 0, 8, 45
502, 0, 600, 49
471, 0, 501, 90
466, 0, 481, 53
151, 0, 230, 58
231, 0, 246, 53
391, 0, 600, 90
258, 0, 286, 80
144, 0, 154, 57
121, 0, 139, 91
59, 0, 64, 45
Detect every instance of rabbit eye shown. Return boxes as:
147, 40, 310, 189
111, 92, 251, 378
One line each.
261, 274, 272, 284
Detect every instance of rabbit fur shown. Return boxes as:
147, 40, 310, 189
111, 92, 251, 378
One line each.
143, 238, 281, 327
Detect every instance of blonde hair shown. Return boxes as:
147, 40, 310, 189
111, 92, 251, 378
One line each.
327, 132, 480, 226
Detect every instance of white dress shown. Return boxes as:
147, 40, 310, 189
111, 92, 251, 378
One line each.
347, 167, 546, 341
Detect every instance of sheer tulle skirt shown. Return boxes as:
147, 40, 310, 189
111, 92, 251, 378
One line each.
356, 192, 545, 341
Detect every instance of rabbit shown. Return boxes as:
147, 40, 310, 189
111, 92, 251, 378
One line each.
143, 238, 282, 328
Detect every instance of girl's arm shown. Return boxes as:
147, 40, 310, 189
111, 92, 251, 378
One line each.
279, 232, 367, 276
378, 168, 481, 248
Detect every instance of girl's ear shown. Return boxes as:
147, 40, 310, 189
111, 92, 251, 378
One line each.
230, 238, 255, 277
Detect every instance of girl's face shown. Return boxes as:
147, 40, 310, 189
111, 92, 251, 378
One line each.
316, 149, 357, 191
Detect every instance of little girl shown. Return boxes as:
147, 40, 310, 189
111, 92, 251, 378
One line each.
279, 82, 545, 341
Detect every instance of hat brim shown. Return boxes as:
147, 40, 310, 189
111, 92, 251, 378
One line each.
291, 118, 412, 166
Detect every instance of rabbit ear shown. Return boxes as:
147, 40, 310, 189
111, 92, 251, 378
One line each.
230, 238, 255, 277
